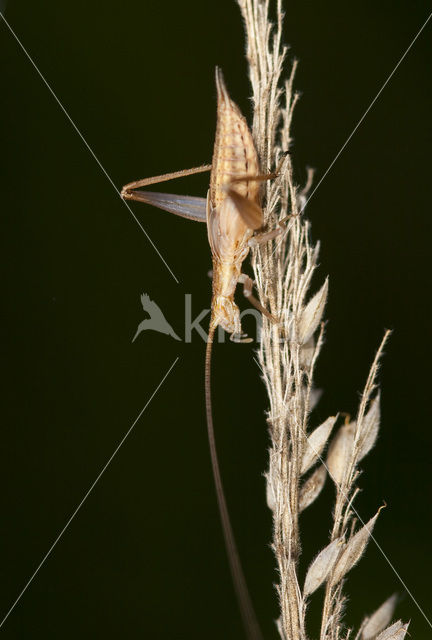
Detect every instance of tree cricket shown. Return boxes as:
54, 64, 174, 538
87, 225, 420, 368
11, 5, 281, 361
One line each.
122, 68, 284, 640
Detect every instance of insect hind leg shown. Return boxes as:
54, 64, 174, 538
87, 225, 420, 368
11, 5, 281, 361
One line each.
121, 164, 211, 195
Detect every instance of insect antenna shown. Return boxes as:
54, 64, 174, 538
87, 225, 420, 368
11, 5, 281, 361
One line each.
205, 324, 263, 640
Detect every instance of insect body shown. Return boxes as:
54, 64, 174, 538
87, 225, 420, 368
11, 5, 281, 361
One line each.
122, 69, 273, 341
207, 69, 264, 338
122, 68, 276, 640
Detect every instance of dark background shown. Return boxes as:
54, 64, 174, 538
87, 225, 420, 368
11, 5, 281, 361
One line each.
0, 1, 431, 638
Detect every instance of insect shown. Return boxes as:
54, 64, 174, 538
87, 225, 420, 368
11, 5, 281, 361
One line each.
122, 68, 283, 640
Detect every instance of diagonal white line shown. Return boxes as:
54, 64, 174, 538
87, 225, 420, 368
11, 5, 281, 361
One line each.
0, 11, 179, 285
268, 12, 432, 279
0, 357, 179, 629
300, 11, 432, 213
253, 354, 432, 628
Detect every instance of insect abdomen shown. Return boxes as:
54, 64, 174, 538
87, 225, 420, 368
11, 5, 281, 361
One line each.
210, 69, 260, 209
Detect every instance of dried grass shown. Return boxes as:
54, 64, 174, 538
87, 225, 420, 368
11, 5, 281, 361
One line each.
235, 1, 408, 638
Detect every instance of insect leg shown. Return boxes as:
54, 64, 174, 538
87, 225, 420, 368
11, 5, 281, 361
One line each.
248, 212, 296, 246
121, 165, 212, 222
224, 154, 290, 229
121, 164, 211, 194
227, 151, 290, 187
238, 274, 278, 324
122, 191, 208, 222
248, 201, 306, 247
248, 225, 282, 246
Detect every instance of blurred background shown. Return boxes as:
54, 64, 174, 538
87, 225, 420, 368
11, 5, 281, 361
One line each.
0, 1, 431, 638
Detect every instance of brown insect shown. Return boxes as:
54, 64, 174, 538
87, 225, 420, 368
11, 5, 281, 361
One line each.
122, 68, 282, 640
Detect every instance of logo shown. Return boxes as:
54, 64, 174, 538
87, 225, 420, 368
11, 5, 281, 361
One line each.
133, 293, 263, 343
133, 294, 181, 342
